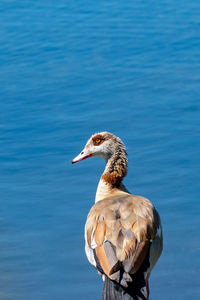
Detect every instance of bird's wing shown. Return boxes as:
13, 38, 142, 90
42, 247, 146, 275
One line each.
85, 191, 162, 287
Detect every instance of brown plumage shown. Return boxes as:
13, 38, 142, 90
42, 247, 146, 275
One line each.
72, 132, 163, 300
86, 191, 161, 274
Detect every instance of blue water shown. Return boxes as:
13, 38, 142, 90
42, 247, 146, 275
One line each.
1, 1, 200, 299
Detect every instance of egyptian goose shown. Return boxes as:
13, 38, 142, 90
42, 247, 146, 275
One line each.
72, 132, 163, 300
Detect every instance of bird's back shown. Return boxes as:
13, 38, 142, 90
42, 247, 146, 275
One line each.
85, 190, 162, 288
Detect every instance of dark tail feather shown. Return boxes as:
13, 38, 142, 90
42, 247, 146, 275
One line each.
102, 272, 148, 300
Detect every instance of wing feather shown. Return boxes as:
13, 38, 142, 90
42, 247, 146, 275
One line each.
85, 192, 162, 284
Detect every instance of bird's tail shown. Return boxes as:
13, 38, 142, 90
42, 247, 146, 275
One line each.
102, 271, 148, 300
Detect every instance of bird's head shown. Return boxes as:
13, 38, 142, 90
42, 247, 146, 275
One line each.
72, 132, 125, 163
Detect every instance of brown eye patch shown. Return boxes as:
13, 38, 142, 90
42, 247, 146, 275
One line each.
92, 134, 105, 146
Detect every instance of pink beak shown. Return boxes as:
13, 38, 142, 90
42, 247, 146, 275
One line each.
72, 147, 92, 164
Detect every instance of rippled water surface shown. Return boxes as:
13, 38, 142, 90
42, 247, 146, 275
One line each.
1, 1, 200, 299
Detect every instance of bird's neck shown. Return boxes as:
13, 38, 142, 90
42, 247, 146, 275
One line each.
95, 149, 128, 203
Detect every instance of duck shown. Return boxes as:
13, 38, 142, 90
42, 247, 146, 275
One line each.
72, 132, 163, 300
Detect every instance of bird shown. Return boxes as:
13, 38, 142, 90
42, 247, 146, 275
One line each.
72, 132, 163, 300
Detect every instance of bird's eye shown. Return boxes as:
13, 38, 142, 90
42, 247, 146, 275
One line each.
92, 135, 105, 146
93, 137, 104, 146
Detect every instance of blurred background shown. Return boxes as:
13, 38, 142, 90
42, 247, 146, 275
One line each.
0, 1, 200, 299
